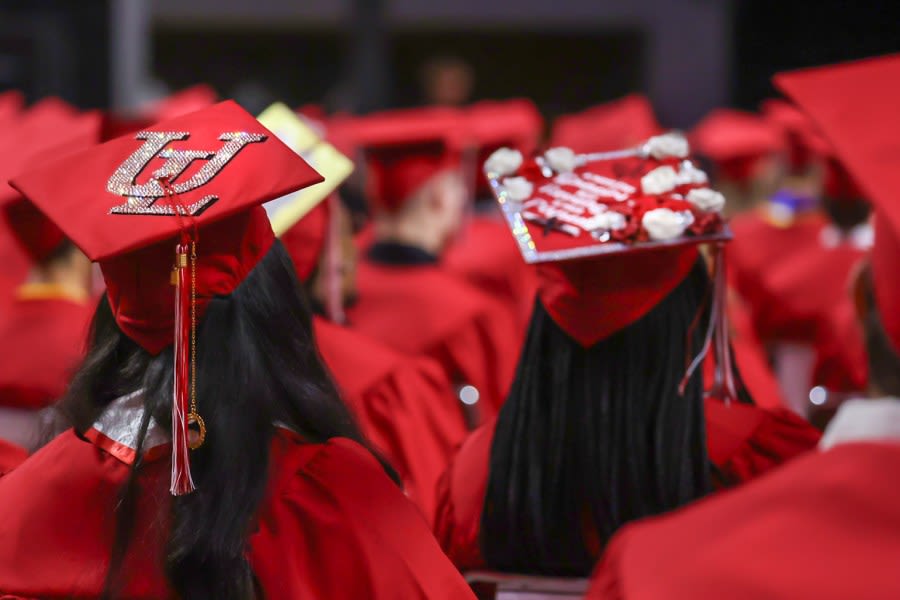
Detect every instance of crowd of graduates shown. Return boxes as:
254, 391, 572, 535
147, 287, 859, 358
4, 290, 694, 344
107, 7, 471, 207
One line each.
0, 52, 896, 599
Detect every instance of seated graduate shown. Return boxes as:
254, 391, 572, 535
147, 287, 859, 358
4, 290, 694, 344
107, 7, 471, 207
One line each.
433, 134, 820, 576
0, 109, 100, 460
282, 194, 470, 520
0, 101, 474, 600
344, 107, 522, 421
587, 54, 900, 600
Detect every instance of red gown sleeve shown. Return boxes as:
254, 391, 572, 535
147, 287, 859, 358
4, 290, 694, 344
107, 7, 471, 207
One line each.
249, 436, 475, 600
705, 398, 821, 486
0, 439, 27, 475
433, 422, 495, 572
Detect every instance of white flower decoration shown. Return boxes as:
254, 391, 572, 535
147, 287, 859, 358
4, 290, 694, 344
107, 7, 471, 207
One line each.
678, 161, 709, 185
642, 208, 693, 241
641, 165, 679, 195
644, 133, 689, 159
544, 147, 577, 174
484, 147, 523, 177
502, 176, 534, 202
594, 211, 627, 231
686, 188, 725, 213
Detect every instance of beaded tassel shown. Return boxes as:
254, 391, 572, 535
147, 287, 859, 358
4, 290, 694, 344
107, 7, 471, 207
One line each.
170, 241, 195, 495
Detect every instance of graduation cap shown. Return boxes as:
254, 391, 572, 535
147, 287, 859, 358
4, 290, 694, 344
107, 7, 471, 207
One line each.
10, 100, 324, 495
0, 110, 102, 261
257, 102, 354, 236
760, 99, 831, 173
344, 106, 470, 212
690, 109, 787, 183
551, 94, 662, 154
774, 53, 900, 353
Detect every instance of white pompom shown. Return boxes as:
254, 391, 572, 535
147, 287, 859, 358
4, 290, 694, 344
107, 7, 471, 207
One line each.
484, 147, 523, 177
502, 176, 534, 202
544, 147, 577, 174
686, 188, 726, 213
644, 133, 690, 159
642, 208, 693, 241
641, 165, 679, 195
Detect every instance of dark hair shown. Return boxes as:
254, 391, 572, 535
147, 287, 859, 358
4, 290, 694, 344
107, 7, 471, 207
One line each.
480, 259, 713, 576
58, 240, 376, 599
859, 264, 900, 396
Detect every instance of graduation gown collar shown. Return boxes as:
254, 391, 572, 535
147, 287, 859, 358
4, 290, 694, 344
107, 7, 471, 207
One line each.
820, 397, 900, 450
367, 241, 438, 266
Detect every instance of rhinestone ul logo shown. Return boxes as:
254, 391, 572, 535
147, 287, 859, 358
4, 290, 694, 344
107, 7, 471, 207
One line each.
106, 130, 267, 215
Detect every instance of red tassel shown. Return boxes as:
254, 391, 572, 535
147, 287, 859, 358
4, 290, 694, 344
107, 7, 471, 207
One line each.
170, 241, 195, 495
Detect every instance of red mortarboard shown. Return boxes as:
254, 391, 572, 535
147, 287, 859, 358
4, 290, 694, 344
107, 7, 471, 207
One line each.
551, 94, 661, 154
485, 134, 729, 347
467, 99, 543, 197
142, 84, 218, 122
1, 111, 102, 261
10, 100, 324, 495
760, 99, 831, 172
690, 109, 787, 183
0, 90, 25, 125
774, 53, 900, 352
349, 107, 469, 212
281, 198, 330, 282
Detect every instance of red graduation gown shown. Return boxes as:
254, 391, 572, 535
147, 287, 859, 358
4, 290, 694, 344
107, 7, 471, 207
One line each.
0, 288, 92, 410
313, 316, 469, 520
0, 400, 474, 599
348, 254, 522, 418
588, 442, 900, 600
0, 438, 26, 474
442, 215, 538, 331
433, 402, 820, 571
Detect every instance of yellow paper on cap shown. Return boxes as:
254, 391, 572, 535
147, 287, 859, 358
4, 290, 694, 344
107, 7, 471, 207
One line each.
257, 102, 355, 236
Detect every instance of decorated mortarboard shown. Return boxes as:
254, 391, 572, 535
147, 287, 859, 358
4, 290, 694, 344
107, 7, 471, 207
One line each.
690, 109, 787, 182
551, 94, 661, 154
10, 100, 324, 495
342, 106, 470, 212
774, 53, 900, 353
485, 133, 736, 399
0, 110, 102, 261
257, 102, 354, 236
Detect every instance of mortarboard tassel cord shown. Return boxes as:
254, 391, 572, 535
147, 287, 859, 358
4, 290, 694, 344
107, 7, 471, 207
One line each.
162, 178, 204, 496
678, 242, 738, 404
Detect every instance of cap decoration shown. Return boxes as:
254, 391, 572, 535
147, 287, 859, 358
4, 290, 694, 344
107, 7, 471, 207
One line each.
486, 132, 736, 402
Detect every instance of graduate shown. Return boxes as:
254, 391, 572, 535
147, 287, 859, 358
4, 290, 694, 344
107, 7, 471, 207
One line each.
442, 98, 543, 330
434, 134, 820, 575
0, 109, 101, 454
282, 195, 470, 520
345, 107, 521, 421
587, 53, 900, 600
0, 101, 474, 599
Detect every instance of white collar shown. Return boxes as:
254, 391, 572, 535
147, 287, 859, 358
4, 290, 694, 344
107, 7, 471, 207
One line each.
819, 397, 900, 451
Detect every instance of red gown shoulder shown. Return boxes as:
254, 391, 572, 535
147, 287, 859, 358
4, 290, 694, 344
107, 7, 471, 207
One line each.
587, 442, 900, 600
0, 294, 92, 409
434, 404, 819, 571
349, 258, 522, 415
313, 317, 469, 519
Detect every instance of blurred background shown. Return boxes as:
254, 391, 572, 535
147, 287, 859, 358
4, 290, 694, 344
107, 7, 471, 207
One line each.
0, 0, 897, 127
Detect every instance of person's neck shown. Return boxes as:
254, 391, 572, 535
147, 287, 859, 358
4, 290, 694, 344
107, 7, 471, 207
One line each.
24, 264, 90, 302
373, 217, 444, 256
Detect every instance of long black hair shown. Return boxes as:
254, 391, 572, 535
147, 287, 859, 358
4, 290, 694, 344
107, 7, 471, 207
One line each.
480, 259, 713, 576
57, 239, 376, 599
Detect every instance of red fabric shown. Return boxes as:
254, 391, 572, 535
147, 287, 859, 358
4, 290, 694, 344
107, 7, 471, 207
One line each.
0, 90, 24, 125
2, 201, 66, 263
551, 94, 661, 154
0, 429, 475, 599
468, 99, 543, 196
812, 298, 868, 392
690, 109, 787, 183
434, 407, 819, 571
314, 317, 469, 520
539, 247, 698, 348
281, 199, 330, 281
141, 84, 217, 121
348, 257, 522, 416
442, 214, 538, 331
760, 99, 830, 172
587, 442, 900, 600
10, 101, 324, 354
367, 148, 459, 212
774, 54, 900, 351
0, 295, 92, 410
0, 439, 26, 475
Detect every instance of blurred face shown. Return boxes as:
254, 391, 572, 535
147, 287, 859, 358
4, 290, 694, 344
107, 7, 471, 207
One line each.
425, 62, 474, 107
427, 170, 468, 249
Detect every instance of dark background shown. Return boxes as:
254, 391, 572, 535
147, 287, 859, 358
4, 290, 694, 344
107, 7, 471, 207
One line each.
0, 0, 897, 125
